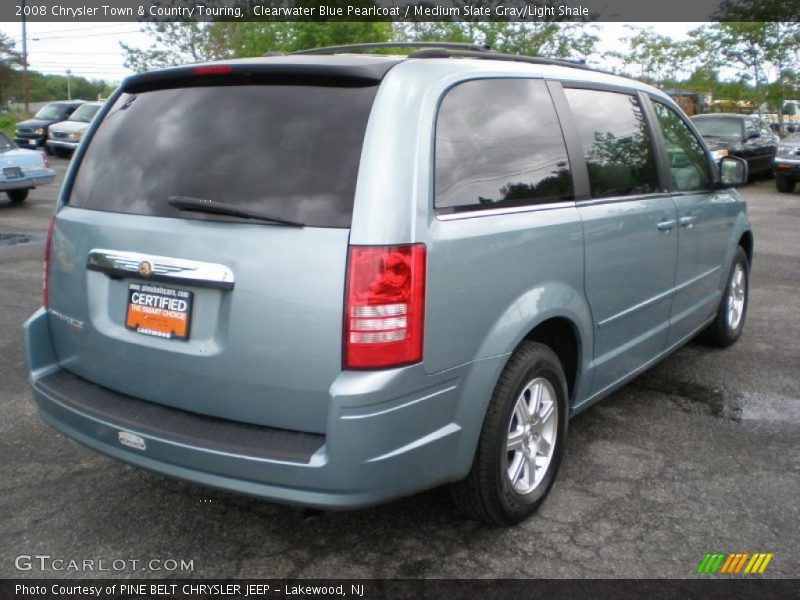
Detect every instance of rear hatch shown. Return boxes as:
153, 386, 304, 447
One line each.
46, 63, 382, 433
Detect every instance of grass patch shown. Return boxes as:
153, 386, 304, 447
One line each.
0, 114, 18, 140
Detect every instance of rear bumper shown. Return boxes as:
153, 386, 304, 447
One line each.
0, 170, 55, 191
24, 308, 506, 509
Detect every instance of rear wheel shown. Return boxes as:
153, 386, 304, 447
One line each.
698, 246, 749, 347
450, 341, 568, 525
6, 189, 29, 203
776, 174, 796, 193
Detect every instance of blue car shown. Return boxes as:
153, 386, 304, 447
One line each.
0, 132, 55, 203
23, 44, 752, 525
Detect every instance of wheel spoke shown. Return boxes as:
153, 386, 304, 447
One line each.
537, 436, 552, 457
513, 399, 528, 429
538, 400, 555, 426
526, 452, 538, 482
509, 452, 525, 484
507, 429, 525, 451
528, 382, 543, 420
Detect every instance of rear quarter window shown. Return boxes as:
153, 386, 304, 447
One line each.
67, 84, 377, 228
434, 78, 574, 213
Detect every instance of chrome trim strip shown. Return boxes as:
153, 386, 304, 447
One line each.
435, 200, 575, 221
86, 249, 234, 291
597, 265, 720, 329
577, 192, 671, 208
775, 157, 800, 164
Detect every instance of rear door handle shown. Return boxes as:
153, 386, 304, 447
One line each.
680, 215, 698, 228
657, 220, 676, 232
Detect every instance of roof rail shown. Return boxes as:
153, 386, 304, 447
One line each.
407, 47, 602, 72
286, 42, 491, 56
276, 42, 608, 75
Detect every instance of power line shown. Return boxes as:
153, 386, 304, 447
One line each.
30, 30, 142, 41
6, 23, 141, 40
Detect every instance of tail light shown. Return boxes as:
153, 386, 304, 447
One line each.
191, 65, 232, 75
344, 244, 426, 369
39, 151, 50, 168
42, 217, 55, 307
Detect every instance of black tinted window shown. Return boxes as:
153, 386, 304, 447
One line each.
68, 85, 377, 228
435, 79, 573, 212
564, 88, 660, 198
652, 101, 712, 192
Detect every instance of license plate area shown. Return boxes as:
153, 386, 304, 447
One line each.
125, 283, 193, 341
3, 167, 22, 179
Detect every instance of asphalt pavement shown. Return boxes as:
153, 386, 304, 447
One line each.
1, 159, 798, 579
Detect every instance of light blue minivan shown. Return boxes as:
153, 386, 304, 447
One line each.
24, 44, 752, 525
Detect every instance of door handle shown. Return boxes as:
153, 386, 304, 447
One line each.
680, 215, 698, 228
657, 220, 676, 232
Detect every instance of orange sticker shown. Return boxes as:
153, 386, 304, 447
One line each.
125, 284, 192, 340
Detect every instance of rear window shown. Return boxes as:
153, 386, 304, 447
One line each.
67, 84, 378, 228
692, 117, 743, 140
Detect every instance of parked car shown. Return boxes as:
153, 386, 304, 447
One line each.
46, 102, 104, 158
774, 132, 800, 193
691, 113, 778, 178
0, 132, 55, 203
14, 100, 85, 153
23, 45, 752, 525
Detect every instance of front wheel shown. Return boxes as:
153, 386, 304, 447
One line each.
450, 342, 568, 525
776, 174, 796, 194
6, 189, 29, 203
699, 246, 749, 347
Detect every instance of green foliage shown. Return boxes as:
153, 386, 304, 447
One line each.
395, 21, 598, 59
0, 113, 16, 139
0, 32, 21, 107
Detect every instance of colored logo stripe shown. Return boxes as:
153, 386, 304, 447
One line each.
697, 553, 773, 574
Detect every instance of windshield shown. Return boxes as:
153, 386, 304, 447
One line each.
34, 104, 69, 120
693, 117, 743, 139
68, 84, 377, 228
69, 104, 101, 123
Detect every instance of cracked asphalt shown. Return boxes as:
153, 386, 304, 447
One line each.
1, 160, 798, 579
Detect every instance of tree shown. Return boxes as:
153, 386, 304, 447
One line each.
0, 32, 21, 108
690, 21, 800, 124
604, 26, 690, 87
396, 21, 598, 60
120, 22, 235, 72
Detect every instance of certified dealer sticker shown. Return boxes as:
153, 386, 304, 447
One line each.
118, 431, 146, 451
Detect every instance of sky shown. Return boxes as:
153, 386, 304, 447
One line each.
0, 21, 704, 83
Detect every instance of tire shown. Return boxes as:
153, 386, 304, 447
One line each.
44, 144, 53, 156
776, 174, 796, 194
54, 147, 71, 159
450, 341, 569, 526
698, 246, 749, 347
6, 189, 29, 203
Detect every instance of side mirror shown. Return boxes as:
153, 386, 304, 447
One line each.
719, 156, 748, 187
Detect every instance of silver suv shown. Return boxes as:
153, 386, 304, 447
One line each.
24, 44, 752, 525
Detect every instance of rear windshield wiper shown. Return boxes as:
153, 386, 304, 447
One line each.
168, 196, 305, 228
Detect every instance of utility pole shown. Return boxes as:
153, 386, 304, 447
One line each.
66, 69, 71, 100
21, 0, 29, 116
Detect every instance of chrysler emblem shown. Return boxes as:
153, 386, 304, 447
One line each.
138, 261, 153, 277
